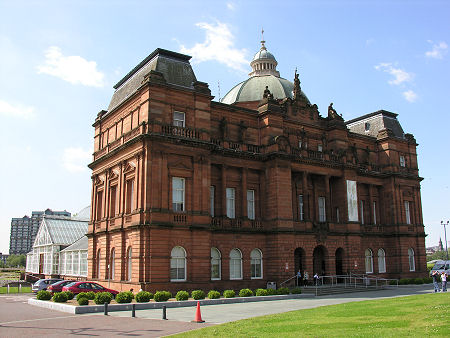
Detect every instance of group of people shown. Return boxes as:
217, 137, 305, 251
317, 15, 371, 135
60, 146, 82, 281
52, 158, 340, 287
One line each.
296, 270, 323, 286
432, 271, 447, 292
296, 270, 310, 286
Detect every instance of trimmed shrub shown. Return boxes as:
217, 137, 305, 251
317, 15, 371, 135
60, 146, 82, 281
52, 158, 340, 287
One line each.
176, 290, 189, 301
116, 291, 133, 303
135, 291, 153, 303
94, 292, 113, 305
191, 290, 205, 300
266, 288, 277, 295
413, 278, 424, 284
291, 287, 302, 294
277, 287, 290, 295
86, 291, 96, 300
125, 291, 135, 299
255, 288, 268, 296
63, 291, 74, 300
77, 297, 89, 306
52, 292, 68, 303
389, 280, 398, 286
223, 290, 235, 298
207, 290, 220, 299
239, 288, 253, 297
76, 292, 87, 301
154, 291, 172, 302
36, 290, 52, 300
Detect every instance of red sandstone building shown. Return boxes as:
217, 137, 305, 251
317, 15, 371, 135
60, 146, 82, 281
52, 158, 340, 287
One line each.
88, 41, 426, 292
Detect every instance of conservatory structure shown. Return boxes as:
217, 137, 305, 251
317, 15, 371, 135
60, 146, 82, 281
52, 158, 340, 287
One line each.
26, 215, 88, 277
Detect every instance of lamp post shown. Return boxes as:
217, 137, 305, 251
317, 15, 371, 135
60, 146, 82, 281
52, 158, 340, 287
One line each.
441, 221, 449, 261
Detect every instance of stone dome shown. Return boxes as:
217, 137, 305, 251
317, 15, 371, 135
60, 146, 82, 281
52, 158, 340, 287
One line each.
221, 38, 310, 105
221, 75, 310, 105
252, 49, 276, 61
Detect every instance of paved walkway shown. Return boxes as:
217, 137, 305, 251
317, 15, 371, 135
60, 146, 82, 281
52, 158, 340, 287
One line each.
100, 285, 434, 324
0, 285, 435, 337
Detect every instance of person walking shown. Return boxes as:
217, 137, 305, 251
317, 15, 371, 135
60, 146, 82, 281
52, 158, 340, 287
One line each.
303, 271, 309, 287
296, 270, 302, 287
441, 271, 447, 292
432, 271, 440, 292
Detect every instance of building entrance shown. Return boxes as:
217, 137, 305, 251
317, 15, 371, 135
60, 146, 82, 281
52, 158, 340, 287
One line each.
313, 245, 327, 275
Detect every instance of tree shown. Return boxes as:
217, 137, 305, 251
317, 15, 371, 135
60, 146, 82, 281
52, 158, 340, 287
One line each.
6, 254, 26, 267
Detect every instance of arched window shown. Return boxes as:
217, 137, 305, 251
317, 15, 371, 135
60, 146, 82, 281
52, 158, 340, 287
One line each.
127, 247, 132, 281
378, 248, 386, 273
251, 249, 263, 279
408, 248, 415, 271
96, 249, 101, 279
229, 248, 242, 280
170, 246, 186, 281
365, 249, 373, 273
211, 247, 221, 280
110, 248, 115, 280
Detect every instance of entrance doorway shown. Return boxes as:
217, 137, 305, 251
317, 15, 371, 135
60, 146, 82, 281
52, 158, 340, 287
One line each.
39, 254, 44, 274
294, 247, 305, 273
335, 248, 344, 281
313, 245, 327, 275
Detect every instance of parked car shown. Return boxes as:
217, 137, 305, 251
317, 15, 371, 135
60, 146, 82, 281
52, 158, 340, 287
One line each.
62, 281, 119, 296
32, 278, 63, 293
47, 280, 75, 294
430, 260, 450, 276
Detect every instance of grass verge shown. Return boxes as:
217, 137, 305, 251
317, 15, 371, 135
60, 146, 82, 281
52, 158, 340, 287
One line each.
175, 293, 449, 337
0, 286, 32, 294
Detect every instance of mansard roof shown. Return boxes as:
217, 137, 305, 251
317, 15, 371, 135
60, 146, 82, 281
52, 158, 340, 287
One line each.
108, 48, 197, 112
345, 110, 405, 139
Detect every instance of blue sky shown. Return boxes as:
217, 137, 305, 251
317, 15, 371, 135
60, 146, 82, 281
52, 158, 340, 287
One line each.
1, 0, 449, 254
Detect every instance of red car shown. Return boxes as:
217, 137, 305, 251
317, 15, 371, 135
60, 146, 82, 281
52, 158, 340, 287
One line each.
47, 280, 75, 294
62, 281, 119, 296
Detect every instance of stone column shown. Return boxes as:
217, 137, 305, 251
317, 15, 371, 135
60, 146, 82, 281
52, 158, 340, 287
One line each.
242, 168, 248, 218
324, 175, 331, 221
302, 171, 309, 221
221, 164, 227, 217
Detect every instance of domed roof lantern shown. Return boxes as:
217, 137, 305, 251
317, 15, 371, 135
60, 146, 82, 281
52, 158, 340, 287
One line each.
249, 29, 280, 77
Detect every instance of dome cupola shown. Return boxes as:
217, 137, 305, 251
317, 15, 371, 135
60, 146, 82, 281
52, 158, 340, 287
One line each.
248, 34, 280, 77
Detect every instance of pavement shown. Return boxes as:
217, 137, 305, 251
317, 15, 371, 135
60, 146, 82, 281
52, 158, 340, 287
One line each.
0, 285, 435, 337
101, 284, 435, 324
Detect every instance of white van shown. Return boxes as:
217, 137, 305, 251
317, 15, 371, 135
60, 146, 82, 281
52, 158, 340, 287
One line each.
430, 260, 450, 275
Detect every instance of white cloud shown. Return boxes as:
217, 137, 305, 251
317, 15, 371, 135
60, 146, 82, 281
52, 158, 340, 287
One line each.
403, 90, 418, 102
425, 41, 448, 59
374, 63, 414, 85
179, 22, 248, 72
37, 46, 105, 87
0, 99, 35, 119
62, 147, 91, 173
227, 2, 236, 10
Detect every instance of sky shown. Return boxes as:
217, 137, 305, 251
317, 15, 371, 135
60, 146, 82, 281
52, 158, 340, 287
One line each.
1, 0, 449, 254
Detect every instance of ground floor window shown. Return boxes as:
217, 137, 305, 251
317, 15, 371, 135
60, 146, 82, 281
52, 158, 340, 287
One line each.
365, 248, 373, 273
378, 248, 386, 273
211, 247, 221, 280
408, 248, 415, 271
229, 248, 242, 280
170, 246, 186, 281
251, 249, 263, 279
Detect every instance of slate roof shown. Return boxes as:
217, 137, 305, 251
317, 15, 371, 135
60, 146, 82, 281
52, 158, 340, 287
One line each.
345, 110, 405, 139
42, 216, 88, 245
60, 235, 88, 252
108, 48, 197, 112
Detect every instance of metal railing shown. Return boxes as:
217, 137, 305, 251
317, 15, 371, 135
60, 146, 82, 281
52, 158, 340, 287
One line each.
280, 273, 398, 295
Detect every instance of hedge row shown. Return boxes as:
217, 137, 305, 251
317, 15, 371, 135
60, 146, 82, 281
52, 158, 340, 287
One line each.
389, 277, 433, 285
36, 287, 301, 305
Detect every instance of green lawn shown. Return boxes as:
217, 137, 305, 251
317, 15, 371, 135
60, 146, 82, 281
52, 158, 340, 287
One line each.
176, 293, 449, 337
0, 286, 32, 294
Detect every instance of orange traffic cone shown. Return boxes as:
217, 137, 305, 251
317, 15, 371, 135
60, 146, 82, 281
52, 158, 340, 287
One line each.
192, 301, 205, 323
